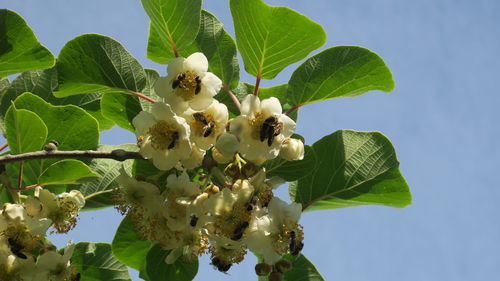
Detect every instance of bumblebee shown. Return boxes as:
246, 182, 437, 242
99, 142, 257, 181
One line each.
190, 215, 199, 227
168, 131, 179, 150
260, 116, 283, 146
231, 221, 249, 241
172, 73, 186, 89
193, 113, 215, 137
289, 231, 304, 256
8, 238, 27, 259
211, 256, 232, 272
194, 76, 202, 95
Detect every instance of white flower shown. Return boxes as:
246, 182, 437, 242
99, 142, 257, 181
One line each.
279, 138, 305, 161
182, 100, 229, 150
268, 197, 302, 227
181, 144, 205, 169
163, 172, 202, 231
230, 95, 296, 161
115, 168, 162, 214
155, 52, 222, 113
133, 102, 192, 170
35, 241, 75, 281
34, 187, 84, 233
214, 133, 240, 159
245, 208, 281, 264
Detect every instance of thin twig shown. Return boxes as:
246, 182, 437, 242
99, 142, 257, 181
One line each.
84, 189, 115, 200
132, 92, 156, 103
171, 38, 179, 57
223, 83, 241, 111
0, 143, 8, 152
253, 75, 261, 97
0, 149, 145, 165
285, 104, 302, 116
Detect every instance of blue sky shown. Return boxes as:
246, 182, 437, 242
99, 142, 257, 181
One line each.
2, 0, 500, 280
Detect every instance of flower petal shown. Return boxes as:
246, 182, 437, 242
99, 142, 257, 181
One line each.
186, 52, 209, 73
261, 97, 282, 116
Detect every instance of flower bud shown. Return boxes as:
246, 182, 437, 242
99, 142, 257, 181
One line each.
279, 138, 304, 161
269, 271, 283, 281
255, 262, 272, 276
212, 147, 232, 164
215, 133, 240, 158
275, 259, 292, 273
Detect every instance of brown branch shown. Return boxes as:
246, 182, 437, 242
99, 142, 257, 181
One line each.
0, 149, 145, 164
285, 104, 302, 116
253, 75, 261, 97
222, 83, 241, 111
0, 143, 8, 152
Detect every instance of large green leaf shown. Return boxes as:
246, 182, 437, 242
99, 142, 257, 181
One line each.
101, 93, 142, 132
264, 145, 315, 181
55, 34, 146, 97
101, 69, 161, 133
230, 0, 326, 79
5, 106, 47, 154
0, 78, 9, 99
0, 68, 113, 131
71, 242, 132, 281
78, 144, 138, 211
9, 92, 99, 187
291, 130, 411, 211
142, 0, 202, 64
286, 46, 394, 106
112, 216, 152, 270
0, 9, 55, 77
38, 159, 99, 186
145, 244, 198, 281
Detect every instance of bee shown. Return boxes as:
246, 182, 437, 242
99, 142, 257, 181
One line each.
190, 215, 198, 227
168, 131, 179, 150
289, 231, 304, 256
8, 238, 27, 259
260, 116, 283, 146
246, 196, 257, 211
71, 273, 81, 281
211, 256, 232, 272
172, 73, 186, 89
193, 113, 215, 137
194, 76, 202, 94
136, 135, 145, 146
231, 221, 249, 241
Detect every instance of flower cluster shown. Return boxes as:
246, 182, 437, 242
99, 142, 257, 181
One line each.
118, 53, 306, 280
0, 188, 84, 281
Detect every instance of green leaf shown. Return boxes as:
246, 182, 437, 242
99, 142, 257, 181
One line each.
264, 145, 316, 181
10, 92, 99, 187
0, 78, 9, 98
101, 93, 142, 132
71, 242, 132, 281
0, 9, 55, 77
282, 254, 325, 281
78, 144, 138, 211
145, 244, 198, 281
291, 130, 411, 211
0, 68, 113, 131
5, 106, 47, 154
112, 216, 152, 270
142, 0, 202, 64
286, 46, 395, 106
38, 159, 99, 186
230, 0, 326, 79
55, 34, 146, 97
138, 69, 161, 112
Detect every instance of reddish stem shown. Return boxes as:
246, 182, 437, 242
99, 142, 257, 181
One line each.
253, 75, 261, 97
223, 83, 241, 111
10, 183, 40, 191
133, 92, 156, 103
0, 143, 8, 152
285, 104, 302, 115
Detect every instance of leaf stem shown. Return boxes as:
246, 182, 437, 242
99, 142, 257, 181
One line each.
84, 189, 114, 201
223, 83, 241, 111
285, 104, 302, 116
253, 75, 261, 97
17, 162, 23, 190
0, 143, 8, 152
132, 92, 156, 103
0, 149, 145, 165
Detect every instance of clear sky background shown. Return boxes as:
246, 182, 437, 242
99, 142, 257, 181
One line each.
2, 0, 500, 280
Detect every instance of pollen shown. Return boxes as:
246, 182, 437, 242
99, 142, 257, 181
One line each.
147, 120, 178, 150
173, 71, 202, 101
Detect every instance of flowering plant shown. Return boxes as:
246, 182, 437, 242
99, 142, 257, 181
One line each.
0, 0, 411, 280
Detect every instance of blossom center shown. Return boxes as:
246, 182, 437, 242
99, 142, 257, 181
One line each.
249, 114, 283, 146
192, 112, 216, 137
172, 71, 202, 101
147, 120, 179, 150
